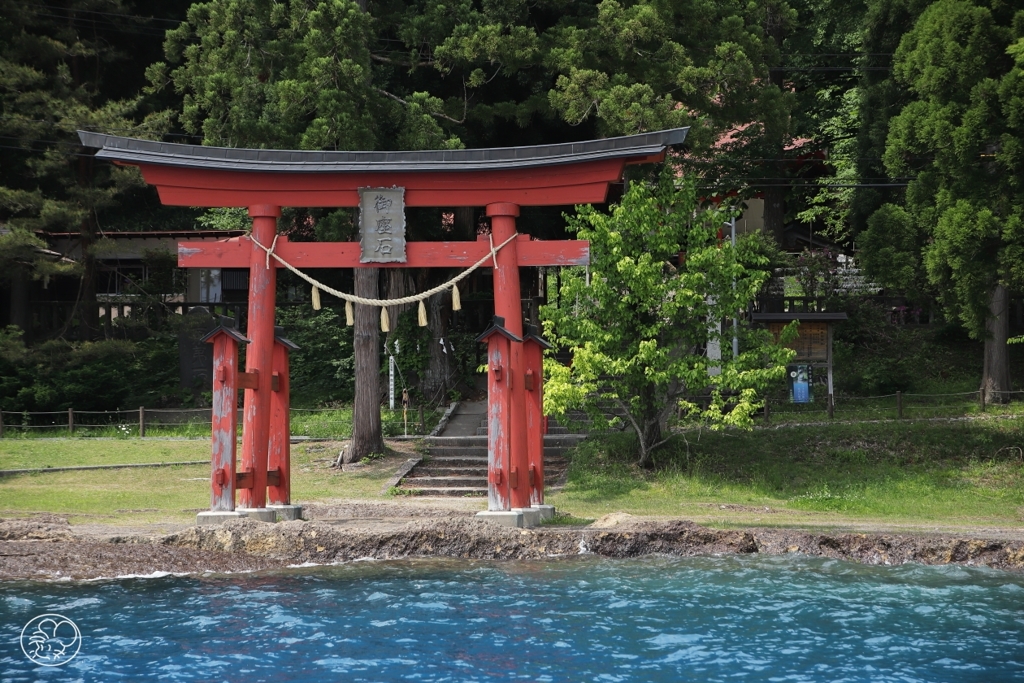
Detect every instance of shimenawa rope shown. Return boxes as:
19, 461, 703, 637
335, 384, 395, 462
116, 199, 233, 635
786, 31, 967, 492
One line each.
248, 232, 517, 326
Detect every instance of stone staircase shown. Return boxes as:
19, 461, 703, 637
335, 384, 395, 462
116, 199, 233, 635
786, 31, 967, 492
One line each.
396, 418, 586, 497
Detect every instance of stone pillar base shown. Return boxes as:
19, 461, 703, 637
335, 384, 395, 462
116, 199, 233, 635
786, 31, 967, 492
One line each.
475, 510, 523, 528
236, 507, 278, 523
512, 507, 542, 528
196, 511, 246, 526
267, 504, 304, 521
531, 504, 556, 521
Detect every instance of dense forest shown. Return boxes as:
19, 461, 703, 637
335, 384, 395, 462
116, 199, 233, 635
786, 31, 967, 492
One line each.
2, 0, 1023, 421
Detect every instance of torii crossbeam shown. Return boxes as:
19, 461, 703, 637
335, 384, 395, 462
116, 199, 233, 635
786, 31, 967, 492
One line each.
79, 128, 688, 525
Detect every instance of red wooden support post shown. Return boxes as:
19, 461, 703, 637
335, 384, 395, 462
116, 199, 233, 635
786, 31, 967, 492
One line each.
477, 317, 520, 511
487, 203, 531, 511
269, 329, 299, 506
239, 204, 280, 510
203, 325, 248, 511
523, 325, 551, 506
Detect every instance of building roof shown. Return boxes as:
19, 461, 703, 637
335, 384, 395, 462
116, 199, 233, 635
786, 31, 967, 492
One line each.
77, 129, 689, 174
41, 230, 247, 240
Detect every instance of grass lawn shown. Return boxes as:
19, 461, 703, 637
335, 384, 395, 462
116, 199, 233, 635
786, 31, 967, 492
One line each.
0, 439, 409, 524
2, 417, 1022, 532
548, 416, 1024, 530
0, 439, 209, 470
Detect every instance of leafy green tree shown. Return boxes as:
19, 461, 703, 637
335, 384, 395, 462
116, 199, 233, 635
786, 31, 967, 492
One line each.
862, 0, 1024, 401
542, 171, 791, 466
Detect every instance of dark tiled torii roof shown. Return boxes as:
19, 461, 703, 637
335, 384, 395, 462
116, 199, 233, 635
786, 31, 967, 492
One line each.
77, 129, 688, 173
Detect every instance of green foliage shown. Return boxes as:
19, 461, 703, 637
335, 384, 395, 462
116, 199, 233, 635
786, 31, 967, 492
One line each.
0, 326, 182, 412
542, 169, 792, 465
0, 1, 172, 238
154, 0, 459, 152
276, 305, 355, 405
196, 207, 251, 231
830, 299, 971, 395
859, 202, 926, 299
869, 0, 1024, 338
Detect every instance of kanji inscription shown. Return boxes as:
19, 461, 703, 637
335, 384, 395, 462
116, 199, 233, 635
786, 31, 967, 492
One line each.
359, 187, 406, 263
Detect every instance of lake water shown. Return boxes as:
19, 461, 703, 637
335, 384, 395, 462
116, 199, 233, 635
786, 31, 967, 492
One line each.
1, 555, 1022, 682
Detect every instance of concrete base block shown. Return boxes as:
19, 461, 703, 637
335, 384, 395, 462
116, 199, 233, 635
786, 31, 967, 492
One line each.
531, 504, 556, 521
475, 510, 523, 528
236, 507, 278, 523
196, 511, 246, 526
267, 504, 304, 522
512, 507, 542, 528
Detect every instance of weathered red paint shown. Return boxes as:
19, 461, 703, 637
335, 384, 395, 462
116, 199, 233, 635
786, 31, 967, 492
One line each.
238, 205, 280, 509
487, 203, 531, 510
208, 331, 240, 511
523, 336, 546, 506
482, 333, 512, 511
268, 341, 291, 505
178, 233, 590, 269
136, 159, 631, 208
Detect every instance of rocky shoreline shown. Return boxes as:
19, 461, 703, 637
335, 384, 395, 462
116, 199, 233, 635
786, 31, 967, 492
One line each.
1, 509, 1022, 581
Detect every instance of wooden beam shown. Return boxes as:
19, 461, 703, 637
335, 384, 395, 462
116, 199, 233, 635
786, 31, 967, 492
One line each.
179, 234, 589, 269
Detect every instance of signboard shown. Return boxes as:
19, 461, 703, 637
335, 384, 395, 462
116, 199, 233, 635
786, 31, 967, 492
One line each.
359, 187, 406, 263
787, 364, 814, 403
769, 321, 828, 362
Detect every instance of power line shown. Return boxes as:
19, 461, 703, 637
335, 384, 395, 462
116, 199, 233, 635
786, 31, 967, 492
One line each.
33, 3, 184, 25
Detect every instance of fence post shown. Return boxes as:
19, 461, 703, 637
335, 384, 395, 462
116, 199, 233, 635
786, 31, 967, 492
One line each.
68, 407, 74, 435
0, 411, 4, 438
980, 389, 986, 413
764, 399, 771, 424
827, 393, 834, 420
896, 391, 903, 419
139, 406, 146, 437
419, 405, 425, 435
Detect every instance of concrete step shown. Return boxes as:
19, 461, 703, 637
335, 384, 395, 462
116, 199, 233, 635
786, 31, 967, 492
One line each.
425, 434, 586, 448
405, 475, 488, 487
424, 447, 488, 457
397, 486, 487, 497
413, 466, 487, 477
425, 436, 488, 447
423, 455, 488, 464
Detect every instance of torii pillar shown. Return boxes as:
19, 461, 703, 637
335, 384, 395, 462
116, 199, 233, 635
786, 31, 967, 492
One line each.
486, 203, 533, 516
235, 204, 280, 522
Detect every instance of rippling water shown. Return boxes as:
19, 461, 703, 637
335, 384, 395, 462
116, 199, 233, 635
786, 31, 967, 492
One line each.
1, 556, 1022, 682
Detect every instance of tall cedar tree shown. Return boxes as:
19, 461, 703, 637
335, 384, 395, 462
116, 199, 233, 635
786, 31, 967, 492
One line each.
862, 0, 1024, 402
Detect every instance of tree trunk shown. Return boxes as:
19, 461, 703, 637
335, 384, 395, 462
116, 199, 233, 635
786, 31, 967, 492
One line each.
762, 4, 788, 248
422, 291, 451, 402
982, 283, 1011, 404
763, 185, 786, 247
350, 267, 384, 462
385, 268, 414, 327
636, 417, 662, 468
77, 224, 99, 341
9, 267, 30, 338
454, 207, 476, 239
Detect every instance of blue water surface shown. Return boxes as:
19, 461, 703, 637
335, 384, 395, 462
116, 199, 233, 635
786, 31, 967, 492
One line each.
1, 555, 1022, 682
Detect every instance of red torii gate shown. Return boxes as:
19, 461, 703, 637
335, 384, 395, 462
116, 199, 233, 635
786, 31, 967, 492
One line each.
79, 128, 688, 526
